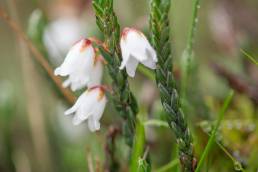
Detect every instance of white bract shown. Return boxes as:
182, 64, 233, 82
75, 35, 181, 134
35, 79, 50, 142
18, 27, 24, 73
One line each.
119, 27, 157, 77
64, 87, 107, 131
54, 39, 103, 91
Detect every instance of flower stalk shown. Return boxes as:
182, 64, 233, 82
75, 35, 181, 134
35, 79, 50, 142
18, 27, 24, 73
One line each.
149, 0, 196, 171
104, 126, 120, 172
92, 0, 138, 147
181, 0, 201, 103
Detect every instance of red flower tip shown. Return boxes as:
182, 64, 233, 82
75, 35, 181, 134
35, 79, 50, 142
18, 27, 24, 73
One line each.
80, 39, 92, 52
89, 85, 112, 93
121, 27, 142, 40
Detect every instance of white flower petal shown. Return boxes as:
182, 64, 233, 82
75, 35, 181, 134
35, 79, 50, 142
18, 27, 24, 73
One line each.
122, 31, 149, 61
120, 39, 132, 70
125, 56, 139, 77
88, 61, 103, 87
72, 115, 83, 125
62, 78, 72, 88
93, 120, 100, 131
55, 39, 103, 91
65, 104, 78, 116
141, 57, 156, 69
64, 91, 88, 115
120, 28, 157, 77
92, 95, 107, 120
88, 117, 100, 132
146, 47, 158, 62
75, 105, 90, 121
70, 79, 88, 91
87, 118, 94, 131
64, 88, 107, 131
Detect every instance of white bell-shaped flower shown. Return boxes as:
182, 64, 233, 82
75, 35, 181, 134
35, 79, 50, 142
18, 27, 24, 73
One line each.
64, 87, 107, 131
119, 27, 157, 77
54, 39, 103, 91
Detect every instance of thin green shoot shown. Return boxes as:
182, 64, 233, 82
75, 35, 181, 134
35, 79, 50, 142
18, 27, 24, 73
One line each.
195, 90, 234, 172
240, 49, 258, 66
155, 159, 179, 172
130, 120, 146, 172
144, 119, 169, 128
186, 0, 201, 53
138, 64, 155, 81
181, 0, 201, 101
202, 132, 246, 172
215, 139, 246, 172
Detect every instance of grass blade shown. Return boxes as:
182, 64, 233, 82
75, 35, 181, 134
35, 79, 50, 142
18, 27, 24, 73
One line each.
144, 119, 169, 128
240, 49, 258, 66
156, 159, 179, 172
181, 0, 201, 100
195, 90, 234, 172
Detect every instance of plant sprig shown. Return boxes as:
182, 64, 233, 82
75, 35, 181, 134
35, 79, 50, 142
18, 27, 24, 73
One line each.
92, 0, 138, 148
150, 0, 196, 171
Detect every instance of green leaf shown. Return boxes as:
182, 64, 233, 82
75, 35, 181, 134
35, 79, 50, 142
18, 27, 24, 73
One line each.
158, 83, 171, 103
92, 2, 104, 16
98, 46, 113, 65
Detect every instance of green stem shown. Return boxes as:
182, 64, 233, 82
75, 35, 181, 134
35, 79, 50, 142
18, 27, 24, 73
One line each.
181, 0, 201, 102
216, 141, 246, 172
138, 65, 155, 81
144, 119, 169, 128
104, 126, 120, 172
195, 90, 234, 172
93, 0, 138, 148
240, 49, 258, 66
130, 120, 146, 172
156, 159, 179, 172
186, 0, 200, 53
150, 0, 196, 171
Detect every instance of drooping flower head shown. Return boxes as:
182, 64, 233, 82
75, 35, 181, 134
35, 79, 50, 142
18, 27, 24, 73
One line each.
54, 39, 103, 91
120, 27, 157, 77
64, 86, 107, 131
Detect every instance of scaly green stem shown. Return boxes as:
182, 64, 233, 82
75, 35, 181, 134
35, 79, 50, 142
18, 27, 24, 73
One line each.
150, 0, 196, 171
92, 0, 138, 148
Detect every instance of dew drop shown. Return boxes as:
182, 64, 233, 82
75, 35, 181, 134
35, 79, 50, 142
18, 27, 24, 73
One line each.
233, 161, 242, 171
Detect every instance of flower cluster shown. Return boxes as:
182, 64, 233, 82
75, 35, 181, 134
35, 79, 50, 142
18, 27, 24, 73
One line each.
55, 39, 103, 91
55, 28, 157, 131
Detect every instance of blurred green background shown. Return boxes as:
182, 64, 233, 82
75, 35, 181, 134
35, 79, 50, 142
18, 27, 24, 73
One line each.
0, 0, 258, 171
